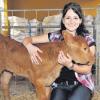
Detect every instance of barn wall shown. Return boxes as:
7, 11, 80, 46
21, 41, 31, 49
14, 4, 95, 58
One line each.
8, 0, 100, 20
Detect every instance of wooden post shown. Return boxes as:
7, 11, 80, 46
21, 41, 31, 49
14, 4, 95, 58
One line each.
1, 0, 9, 36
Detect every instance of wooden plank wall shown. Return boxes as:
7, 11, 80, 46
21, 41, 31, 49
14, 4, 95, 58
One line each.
8, 0, 100, 20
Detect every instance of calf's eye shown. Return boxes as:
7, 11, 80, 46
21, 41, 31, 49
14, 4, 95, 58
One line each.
84, 47, 87, 51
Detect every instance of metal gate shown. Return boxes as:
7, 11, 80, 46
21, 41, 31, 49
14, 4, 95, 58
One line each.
95, 6, 100, 89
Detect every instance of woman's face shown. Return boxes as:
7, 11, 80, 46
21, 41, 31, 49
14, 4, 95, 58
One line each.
63, 9, 82, 33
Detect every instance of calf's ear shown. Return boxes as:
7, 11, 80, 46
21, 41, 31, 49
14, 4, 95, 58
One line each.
62, 30, 74, 42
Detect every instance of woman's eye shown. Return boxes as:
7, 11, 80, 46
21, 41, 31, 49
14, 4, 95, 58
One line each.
66, 17, 70, 19
65, 17, 78, 20
74, 17, 78, 19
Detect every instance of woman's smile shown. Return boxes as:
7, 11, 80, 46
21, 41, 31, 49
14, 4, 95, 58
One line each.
63, 9, 82, 33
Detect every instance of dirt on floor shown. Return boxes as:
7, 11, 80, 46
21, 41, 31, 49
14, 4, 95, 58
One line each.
0, 76, 100, 100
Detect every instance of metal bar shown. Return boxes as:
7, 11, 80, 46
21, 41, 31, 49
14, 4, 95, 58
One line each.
0, 7, 97, 12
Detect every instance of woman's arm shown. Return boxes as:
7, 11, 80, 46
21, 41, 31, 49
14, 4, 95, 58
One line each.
58, 45, 96, 74
23, 33, 49, 64
23, 33, 49, 46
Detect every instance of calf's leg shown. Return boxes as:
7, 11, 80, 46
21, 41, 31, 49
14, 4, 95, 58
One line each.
35, 80, 48, 100
46, 86, 52, 100
0, 71, 12, 100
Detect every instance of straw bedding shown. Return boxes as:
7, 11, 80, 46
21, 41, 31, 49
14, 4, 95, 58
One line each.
0, 77, 99, 100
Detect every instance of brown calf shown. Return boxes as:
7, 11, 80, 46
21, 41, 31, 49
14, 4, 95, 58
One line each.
0, 31, 94, 100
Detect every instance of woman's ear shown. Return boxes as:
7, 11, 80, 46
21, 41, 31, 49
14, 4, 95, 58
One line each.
62, 18, 65, 24
79, 19, 82, 25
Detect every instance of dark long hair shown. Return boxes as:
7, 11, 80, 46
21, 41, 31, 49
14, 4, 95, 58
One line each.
60, 2, 89, 36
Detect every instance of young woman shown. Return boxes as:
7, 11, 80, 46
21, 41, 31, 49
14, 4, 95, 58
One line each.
23, 2, 95, 100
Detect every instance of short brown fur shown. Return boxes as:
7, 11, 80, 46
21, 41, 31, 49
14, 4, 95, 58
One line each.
0, 31, 94, 100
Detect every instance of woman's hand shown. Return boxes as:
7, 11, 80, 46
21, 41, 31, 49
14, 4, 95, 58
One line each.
58, 51, 73, 68
26, 43, 43, 64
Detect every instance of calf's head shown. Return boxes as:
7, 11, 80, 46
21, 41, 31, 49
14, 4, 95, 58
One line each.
62, 31, 95, 65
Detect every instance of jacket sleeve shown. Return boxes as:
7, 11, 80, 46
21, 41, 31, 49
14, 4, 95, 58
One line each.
84, 34, 96, 47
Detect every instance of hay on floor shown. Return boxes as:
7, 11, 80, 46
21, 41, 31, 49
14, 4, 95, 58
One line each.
0, 77, 100, 100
